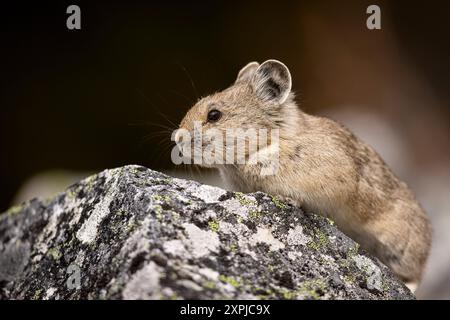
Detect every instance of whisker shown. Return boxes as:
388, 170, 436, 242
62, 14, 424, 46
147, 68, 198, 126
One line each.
170, 89, 194, 105
175, 61, 199, 101
135, 88, 179, 129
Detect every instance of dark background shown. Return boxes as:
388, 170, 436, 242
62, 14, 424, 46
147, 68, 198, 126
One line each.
1, 0, 449, 298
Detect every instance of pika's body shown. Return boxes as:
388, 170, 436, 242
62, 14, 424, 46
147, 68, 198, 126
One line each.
176, 60, 432, 290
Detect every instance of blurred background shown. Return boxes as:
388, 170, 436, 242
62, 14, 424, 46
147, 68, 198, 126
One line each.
1, 0, 449, 299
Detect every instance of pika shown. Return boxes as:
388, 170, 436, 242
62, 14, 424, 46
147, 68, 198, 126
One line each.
175, 59, 432, 291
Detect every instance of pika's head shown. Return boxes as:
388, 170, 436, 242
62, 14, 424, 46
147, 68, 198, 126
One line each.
174, 59, 296, 167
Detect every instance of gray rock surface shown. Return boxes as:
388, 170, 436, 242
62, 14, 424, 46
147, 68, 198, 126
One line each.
0, 165, 414, 300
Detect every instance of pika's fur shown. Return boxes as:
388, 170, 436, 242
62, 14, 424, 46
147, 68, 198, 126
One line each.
176, 60, 432, 291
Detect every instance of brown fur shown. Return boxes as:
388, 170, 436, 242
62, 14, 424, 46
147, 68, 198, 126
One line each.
177, 60, 432, 289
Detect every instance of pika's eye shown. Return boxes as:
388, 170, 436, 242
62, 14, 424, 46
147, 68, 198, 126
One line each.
207, 109, 222, 122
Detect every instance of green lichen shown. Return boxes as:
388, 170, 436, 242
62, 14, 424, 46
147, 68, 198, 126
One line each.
153, 205, 163, 220
298, 279, 326, 300
47, 247, 62, 260
348, 243, 360, 257
276, 279, 326, 300
316, 255, 325, 265
255, 288, 274, 299
359, 263, 370, 275
66, 188, 78, 200
85, 175, 96, 192
340, 258, 351, 268
208, 219, 220, 232
248, 210, 262, 219
126, 221, 138, 233
118, 166, 126, 177
326, 217, 335, 225
171, 211, 180, 221
307, 228, 329, 250
219, 275, 241, 288
271, 196, 287, 209
6, 204, 23, 217
235, 192, 257, 207
279, 288, 298, 299
203, 281, 216, 289
32, 289, 43, 300
340, 243, 360, 267
343, 274, 356, 284
169, 292, 179, 300
89, 241, 98, 250
115, 209, 128, 217
63, 236, 76, 249
382, 279, 390, 292
152, 194, 171, 203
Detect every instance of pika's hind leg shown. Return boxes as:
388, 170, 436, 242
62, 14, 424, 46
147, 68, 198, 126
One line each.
365, 215, 429, 292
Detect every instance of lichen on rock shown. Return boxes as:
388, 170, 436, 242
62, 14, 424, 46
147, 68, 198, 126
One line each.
0, 165, 414, 300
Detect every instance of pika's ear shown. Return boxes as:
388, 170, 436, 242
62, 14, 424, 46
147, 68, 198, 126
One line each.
235, 61, 260, 83
251, 59, 292, 104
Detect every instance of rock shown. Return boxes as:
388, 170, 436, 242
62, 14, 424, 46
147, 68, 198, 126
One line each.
0, 165, 414, 300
